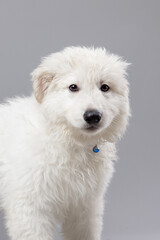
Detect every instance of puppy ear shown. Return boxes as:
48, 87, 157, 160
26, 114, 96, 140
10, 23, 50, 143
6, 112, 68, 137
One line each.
31, 68, 54, 103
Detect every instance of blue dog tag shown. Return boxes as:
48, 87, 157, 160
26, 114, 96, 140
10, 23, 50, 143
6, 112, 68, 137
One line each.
93, 145, 100, 153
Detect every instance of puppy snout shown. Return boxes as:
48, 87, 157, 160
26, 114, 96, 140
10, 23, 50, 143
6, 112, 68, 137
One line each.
83, 110, 102, 125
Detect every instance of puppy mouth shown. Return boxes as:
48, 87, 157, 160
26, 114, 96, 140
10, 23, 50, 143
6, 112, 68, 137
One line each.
84, 124, 100, 131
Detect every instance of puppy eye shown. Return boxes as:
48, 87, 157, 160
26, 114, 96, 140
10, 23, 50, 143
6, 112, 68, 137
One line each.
69, 84, 79, 92
100, 84, 110, 92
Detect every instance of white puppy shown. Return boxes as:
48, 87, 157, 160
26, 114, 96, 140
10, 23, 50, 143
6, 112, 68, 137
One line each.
0, 47, 130, 240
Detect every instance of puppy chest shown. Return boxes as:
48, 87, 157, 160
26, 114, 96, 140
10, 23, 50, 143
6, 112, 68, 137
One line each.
49, 163, 103, 207
58, 168, 95, 197
42, 147, 110, 207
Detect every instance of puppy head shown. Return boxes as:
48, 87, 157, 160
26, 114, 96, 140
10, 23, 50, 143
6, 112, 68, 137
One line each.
32, 47, 130, 142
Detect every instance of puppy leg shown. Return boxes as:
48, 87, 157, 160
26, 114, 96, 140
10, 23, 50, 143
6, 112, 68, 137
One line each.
5, 200, 55, 240
62, 197, 104, 240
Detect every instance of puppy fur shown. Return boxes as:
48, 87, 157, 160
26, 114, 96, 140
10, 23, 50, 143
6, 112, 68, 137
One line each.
0, 47, 130, 240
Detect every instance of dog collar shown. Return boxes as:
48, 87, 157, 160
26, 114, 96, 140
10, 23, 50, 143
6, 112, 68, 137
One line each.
93, 145, 100, 153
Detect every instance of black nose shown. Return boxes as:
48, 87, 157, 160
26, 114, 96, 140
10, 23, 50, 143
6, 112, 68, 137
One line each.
83, 110, 102, 125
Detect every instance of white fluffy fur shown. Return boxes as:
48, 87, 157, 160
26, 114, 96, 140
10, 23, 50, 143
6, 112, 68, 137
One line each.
0, 47, 130, 240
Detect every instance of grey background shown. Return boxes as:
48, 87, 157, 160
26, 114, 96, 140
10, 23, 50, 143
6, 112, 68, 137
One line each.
0, 0, 160, 239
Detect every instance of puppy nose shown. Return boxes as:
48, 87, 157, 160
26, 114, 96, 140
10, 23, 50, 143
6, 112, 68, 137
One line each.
83, 110, 102, 124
